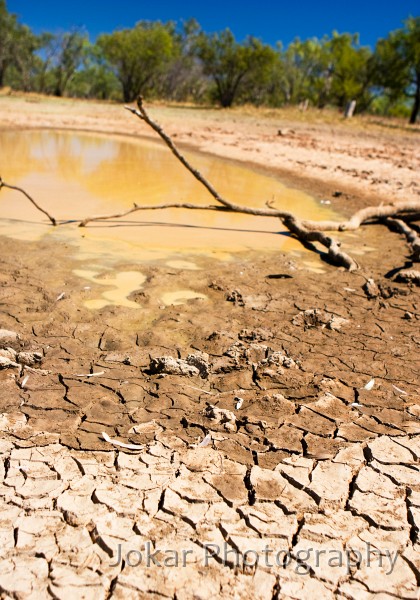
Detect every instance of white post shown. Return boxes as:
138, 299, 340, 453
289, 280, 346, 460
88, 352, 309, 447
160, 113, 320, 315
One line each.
344, 100, 356, 118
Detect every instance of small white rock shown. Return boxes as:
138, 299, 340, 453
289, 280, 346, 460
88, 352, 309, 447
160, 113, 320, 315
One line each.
364, 378, 375, 391
235, 397, 244, 410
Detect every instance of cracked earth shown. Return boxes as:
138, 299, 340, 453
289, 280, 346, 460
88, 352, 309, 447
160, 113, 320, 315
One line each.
0, 223, 419, 599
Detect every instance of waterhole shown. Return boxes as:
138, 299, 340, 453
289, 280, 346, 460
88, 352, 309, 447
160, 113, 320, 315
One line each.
0, 129, 340, 307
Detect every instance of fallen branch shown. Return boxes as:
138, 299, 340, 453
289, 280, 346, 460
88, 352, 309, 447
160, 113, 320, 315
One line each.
305, 204, 420, 232
124, 98, 240, 212
282, 215, 358, 270
0, 176, 57, 226
79, 197, 420, 234
385, 217, 420, 262
79, 201, 228, 227
78, 97, 420, 271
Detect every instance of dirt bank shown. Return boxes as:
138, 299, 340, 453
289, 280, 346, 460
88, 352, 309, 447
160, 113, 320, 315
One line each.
0, 94, 419, 599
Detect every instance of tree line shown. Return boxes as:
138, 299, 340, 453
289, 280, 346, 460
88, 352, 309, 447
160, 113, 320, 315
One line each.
0, 1, 419, 123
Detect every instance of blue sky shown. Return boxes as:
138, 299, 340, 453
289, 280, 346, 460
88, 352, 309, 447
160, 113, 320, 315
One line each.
7, 0, 419, 48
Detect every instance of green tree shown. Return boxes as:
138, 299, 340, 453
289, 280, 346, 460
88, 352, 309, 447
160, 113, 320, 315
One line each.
155, 19, 208, 103
66, 44, 120, 99
97, 21, 175, 102
273, 33, 373, 111
0, 1, 52, 93
32, 33, 59, 94
67, 64, 120, 99
326, 32, 373, 111
276, 37, 326, 106
0, 0, 16, 86
236, 42, 279, 106
194, 29, 277, 107
6, 25, 41, 91
0, 0, 38, 88
373, 17, 420, 124
50, 30, 89, 97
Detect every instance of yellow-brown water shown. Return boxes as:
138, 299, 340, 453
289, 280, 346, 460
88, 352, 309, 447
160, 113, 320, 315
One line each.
72, 269, 147, 309
0, 129, 340, 307
0, 130, 340, 255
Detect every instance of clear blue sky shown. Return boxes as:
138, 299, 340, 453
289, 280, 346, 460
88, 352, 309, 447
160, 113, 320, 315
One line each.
7, 0, 419, 48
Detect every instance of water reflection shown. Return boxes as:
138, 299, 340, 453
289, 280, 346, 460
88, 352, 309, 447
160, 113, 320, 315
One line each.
0, 130, 340, 263
30, 133, 119, 177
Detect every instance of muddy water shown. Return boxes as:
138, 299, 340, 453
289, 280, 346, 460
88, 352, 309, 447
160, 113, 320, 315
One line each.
0, 129, 339, 307
72, 269, 147, 309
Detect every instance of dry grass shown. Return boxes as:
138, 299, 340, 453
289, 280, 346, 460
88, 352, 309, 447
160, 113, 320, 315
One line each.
1, 89, 418, 137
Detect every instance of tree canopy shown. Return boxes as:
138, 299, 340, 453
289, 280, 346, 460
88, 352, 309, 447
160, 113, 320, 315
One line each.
97, 21, 175, 102
373, 17, 420, 124
0, 0, 26, 86
194, 28, 277, 107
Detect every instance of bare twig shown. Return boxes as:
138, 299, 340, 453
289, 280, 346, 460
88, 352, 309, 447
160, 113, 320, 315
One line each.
124, 97, 241, 212
79, 202, 227, 227
0, 176, 57, 226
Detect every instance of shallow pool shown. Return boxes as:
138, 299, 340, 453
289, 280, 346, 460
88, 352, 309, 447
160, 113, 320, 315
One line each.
0, 129, 341, 308
0, 129, 339, 265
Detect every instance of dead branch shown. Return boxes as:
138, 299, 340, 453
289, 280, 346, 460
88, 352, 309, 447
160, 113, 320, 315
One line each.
79, 202, 228, 227
80, 196, 420, 233
385, 217, 420, 262
124, 98, 239, 212
303, 204, 420, 232
292, 207, 420, 257
79, 200, 292, 227
0, 176, 57, 226
78, 198, 419, 271
78, 97, 411, 270
282, 215, 359, 270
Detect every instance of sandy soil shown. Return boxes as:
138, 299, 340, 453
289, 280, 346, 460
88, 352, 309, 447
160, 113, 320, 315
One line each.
0, 93, 419, 599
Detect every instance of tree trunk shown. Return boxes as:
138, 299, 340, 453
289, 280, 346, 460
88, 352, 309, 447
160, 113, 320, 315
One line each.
53, 68, 64, 97
409, 81, 420, 125
214, 77, 233, 107
0, 62, 5, 87
122, 77, 134, 103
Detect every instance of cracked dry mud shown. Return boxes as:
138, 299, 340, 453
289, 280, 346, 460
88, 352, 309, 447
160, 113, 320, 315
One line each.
0, 230, 419, 600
